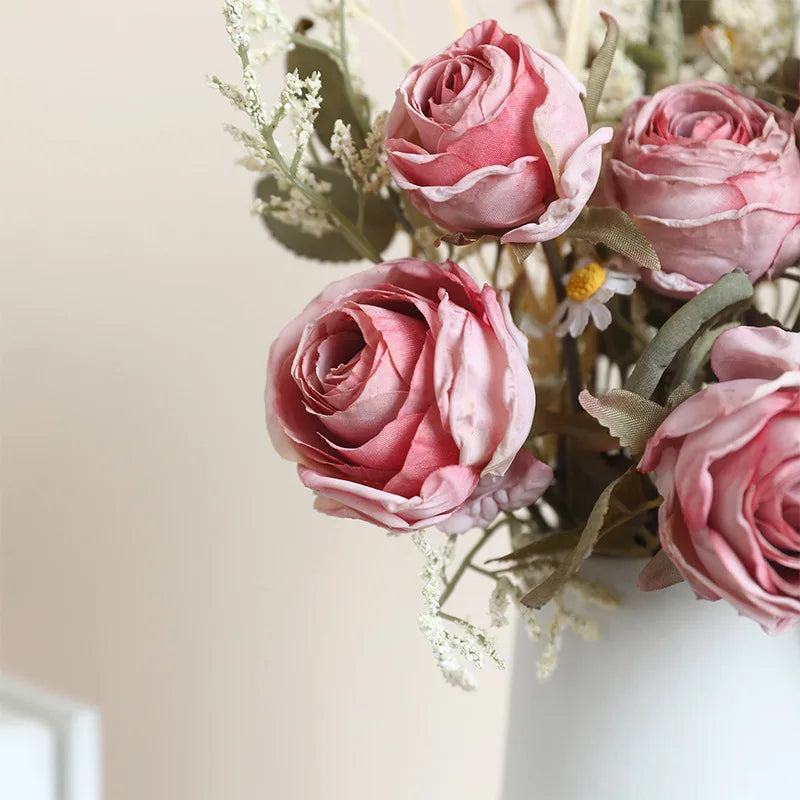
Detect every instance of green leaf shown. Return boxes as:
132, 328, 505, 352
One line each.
578, 388, 668, 454
666, 381, 695, 409
625, 43, 667, 74
583, 12, 619, 127
623, 269, 754, 399
670, 321, 740, 388
521, 467, 656, 608
255, 165, 395, 262
287, 26, 365, 148
567, 206, 661, 271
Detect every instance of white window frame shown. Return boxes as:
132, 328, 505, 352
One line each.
0, 675, 101, 800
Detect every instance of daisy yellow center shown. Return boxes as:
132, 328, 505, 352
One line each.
566, 262, 607, 302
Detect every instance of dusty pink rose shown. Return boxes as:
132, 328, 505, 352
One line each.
385, 19, 612, 242
266, 258, 552, 533
640, 326, 800, 633
604, 80, 800, 298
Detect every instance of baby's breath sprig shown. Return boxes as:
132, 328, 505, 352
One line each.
412, 532, 505, 691
413, 516, 620, 690
211, 0, 382, 261
331, 112, 391, 196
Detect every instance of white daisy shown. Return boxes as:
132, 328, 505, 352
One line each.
551, 258, 638, 338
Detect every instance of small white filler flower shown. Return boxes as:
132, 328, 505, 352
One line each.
552, 258, 637, 337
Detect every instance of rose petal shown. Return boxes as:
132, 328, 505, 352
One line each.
712, 325, 800, 381
438, 449, 552, 533
501, 126, 613, 243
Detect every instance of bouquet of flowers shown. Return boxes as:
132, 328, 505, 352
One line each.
211, 0, 800, 689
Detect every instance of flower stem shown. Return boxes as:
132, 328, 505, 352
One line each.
542, 241, 582, 411
438, 524, 501, 608
234, 43, 381, 263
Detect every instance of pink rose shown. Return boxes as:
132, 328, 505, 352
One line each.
266, 258, 553, 533
385, 19, 612, 242
604, 80, 800, 298
640, 326, 800, 633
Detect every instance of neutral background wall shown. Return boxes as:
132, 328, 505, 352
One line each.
0, 2, 560, 798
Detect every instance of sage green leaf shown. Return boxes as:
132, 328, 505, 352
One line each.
287, 28, 365, 148
666, 381, 694, 409
671, 321, 740, 388
255, 165, 395, 261
521, 467, 655, 608
625, 43, 667, 73
583, 12, 619, 126
623, 269, 753, 399
578, 388, 667, 454
567, 206, 661, 271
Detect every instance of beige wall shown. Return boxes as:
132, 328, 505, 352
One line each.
0, 2, 551, 798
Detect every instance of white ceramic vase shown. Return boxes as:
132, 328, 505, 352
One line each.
502, 559, 800, 799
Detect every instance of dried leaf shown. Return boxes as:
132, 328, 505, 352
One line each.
489, 529, 582, 564
521, 468, 652, 608
594, 522, 659, 557
583, 12, 619, 126
666, 381, 694, 409
531, 408, 621, 451
638, 549, 684, 591
567, 206, 661, 271
511, 243, 535, 263
578, 388, 667, 454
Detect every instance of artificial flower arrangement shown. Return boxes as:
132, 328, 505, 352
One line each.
212, 0, 800, 688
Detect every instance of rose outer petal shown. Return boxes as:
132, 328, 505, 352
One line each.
438, 450, 553, 534
711, 325, 800, 381
501, 126, 613, 244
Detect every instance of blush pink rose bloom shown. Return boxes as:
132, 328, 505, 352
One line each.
604, 80, 800, 298
385, 19, 612, 242
640, 326, 800, 633
266, 258, 553, 533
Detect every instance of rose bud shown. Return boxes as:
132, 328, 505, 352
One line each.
266, 258, 553, 533
640, 326, 800, 633
604, 80, 800, 298
385, 19, 612, 244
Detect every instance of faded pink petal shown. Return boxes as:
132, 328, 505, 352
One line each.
711, 325, 800, 380
395, 156, 552, 233
266, 258, 542, 532
640, 326, 800, 632
385, 19, 604, 239
439, 450, 553, 534
603, 79, 800, 297
502, 126, 613, 244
